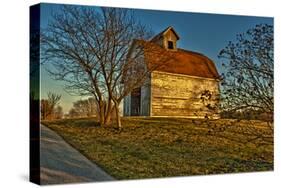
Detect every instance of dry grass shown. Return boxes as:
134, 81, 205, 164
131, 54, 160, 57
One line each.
42, 117, 273, 180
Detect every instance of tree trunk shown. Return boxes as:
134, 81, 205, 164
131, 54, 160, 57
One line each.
104, 112, 111, 126
113, 101, 121, 130
98, 102, 105, 126
104, 100, 112, 126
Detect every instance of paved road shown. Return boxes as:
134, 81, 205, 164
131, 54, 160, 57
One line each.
40, 124, 114, 185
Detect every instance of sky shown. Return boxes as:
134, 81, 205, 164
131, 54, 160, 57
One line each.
39, 3, 273, 113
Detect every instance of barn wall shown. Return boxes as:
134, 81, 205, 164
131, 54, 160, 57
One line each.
123, 93, 131, 116
140, 79, 151, 116
123, 76, 151, 116
124, 40, 147, 116
151, 71, 220, 118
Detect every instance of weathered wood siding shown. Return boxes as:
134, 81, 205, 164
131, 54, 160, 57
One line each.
123, 93, 131, 116
140, 81, 151, 116
151, 71, 220, 118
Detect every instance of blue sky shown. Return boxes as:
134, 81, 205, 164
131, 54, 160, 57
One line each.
39, 3, 273, 113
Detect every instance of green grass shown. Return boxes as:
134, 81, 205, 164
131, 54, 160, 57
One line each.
42, 117, 273, 179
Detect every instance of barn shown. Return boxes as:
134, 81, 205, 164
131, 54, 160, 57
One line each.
123, 26, 220, 119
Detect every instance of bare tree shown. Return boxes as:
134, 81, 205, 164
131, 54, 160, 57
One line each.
218, 24, 273, 125
41, 92, 62, 120
41, 5, 173, 128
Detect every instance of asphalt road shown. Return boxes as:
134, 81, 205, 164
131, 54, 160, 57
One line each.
40, 124, 115, 185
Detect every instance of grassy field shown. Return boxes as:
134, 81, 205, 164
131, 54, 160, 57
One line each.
42, 117, 273, 180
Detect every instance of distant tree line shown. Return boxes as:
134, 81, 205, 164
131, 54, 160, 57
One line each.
66, 97, 97, 118
220, 109, 272, 121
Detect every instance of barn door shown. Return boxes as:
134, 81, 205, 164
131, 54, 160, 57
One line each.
131, 87, 141, 116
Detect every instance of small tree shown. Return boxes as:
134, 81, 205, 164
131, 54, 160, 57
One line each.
41, 92, 62, 120
218, 24, 273, 124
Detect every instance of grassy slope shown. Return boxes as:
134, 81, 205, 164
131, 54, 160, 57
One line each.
42, 117, 273, 180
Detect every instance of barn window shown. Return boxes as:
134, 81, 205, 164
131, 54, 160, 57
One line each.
168, 41, 174, 49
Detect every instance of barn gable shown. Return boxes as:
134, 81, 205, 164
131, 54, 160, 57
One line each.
151, 26, 180, 50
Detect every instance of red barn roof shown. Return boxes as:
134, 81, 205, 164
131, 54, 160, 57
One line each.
133, 39, 220, 79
